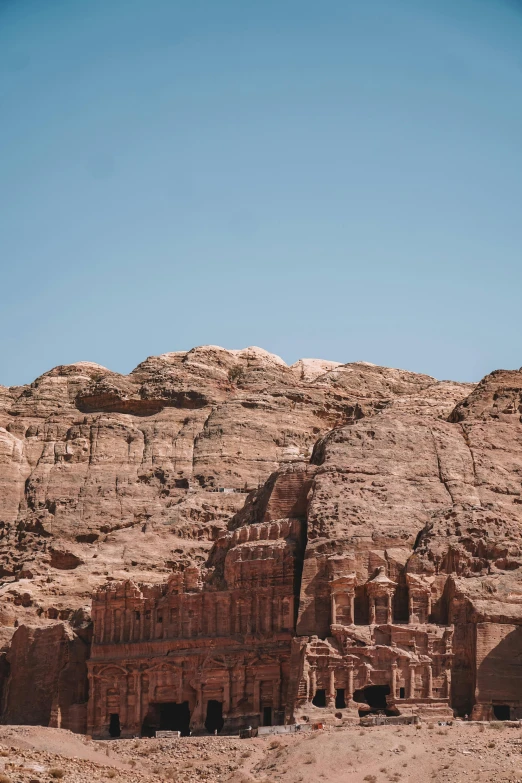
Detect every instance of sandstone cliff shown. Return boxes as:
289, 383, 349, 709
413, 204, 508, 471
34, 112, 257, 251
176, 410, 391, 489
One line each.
2, 345, 501, 729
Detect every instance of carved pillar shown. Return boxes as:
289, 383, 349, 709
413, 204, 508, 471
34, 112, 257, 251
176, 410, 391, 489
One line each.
139, 609, 145, 641
265, 594, 272, 633
328, 669, 336, 706
310, 669, 317, 701
135, 671, 142, 727
254, 679, 261, 713
179, 598, 184, 638
87, 672, 95, 735
386, 593, 393, 624
369, 596, 376, 625
120, 676, 128, 733
223, 672, 231, 715
110, 609, 116, 643
194, 682, 204, 728
99, 610, 105, 644
130, 608, 135, 642
272, 676, 281, 710
445, 665, 451, 699
234, 601, 242, 633
391, 662, 398, 699
408, 595, 414, 625
249, 596, 255, 634
408, 663, 416, 699
349, 592, 355, 625
426, 663, 433, 698
347, 663, 354, 700
331, 594, 337, 626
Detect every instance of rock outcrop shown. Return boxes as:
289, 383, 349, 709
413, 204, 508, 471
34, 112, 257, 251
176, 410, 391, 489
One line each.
8, 346, 522, 731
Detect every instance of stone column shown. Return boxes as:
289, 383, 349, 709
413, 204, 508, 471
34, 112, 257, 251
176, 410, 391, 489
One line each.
288, 595, 294, 630
274, 596, 281, 632
249, 596, 255, 634
349, 593, 355, 625
310, 669, 317, 702
135, 672, 142, 727
347, 663, 354, 701
130, 609, 135, 642
179, 599, 184, 638
408, 595, 414, 625
331, 593, 337, 626
408, 663, 416, 699
87, 672, 96, 736
223, 673, 231, 715
139, 609, 145, 641
369, 596, 376, 625
272, 676, 281, 710
99, 611, 105, 644
427, 664, 433, 698
445, 665, 452, 699
328, 669, 336, 706
386, 593, 393, 624
391, 662, 398, 699
120, 677, 128, 734
110, 609, 116, 643
265, 594, 272, 633
254, 679, 261, 713
193, 683, 204, 729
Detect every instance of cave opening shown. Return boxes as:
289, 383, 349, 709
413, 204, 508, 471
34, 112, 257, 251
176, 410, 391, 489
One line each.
262, 706, 272, 726
493, 704, 511, 721
312, 689, 326, 708
109, 713, 121, 738
353, 685, 392, 715
335, 688, 346, 709
204, 700, 224, 734
140, 701, 191, 736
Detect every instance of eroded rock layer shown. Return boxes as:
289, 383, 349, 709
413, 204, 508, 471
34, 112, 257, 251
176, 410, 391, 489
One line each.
5, 347, 522, 733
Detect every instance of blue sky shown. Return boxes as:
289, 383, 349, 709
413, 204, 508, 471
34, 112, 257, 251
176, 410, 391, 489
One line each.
1, 0, 522, 386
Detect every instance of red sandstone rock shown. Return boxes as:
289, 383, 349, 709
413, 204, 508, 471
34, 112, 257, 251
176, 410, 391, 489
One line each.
8, 347, 522, 733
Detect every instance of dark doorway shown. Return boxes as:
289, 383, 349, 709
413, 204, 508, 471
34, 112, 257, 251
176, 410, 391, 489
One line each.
109, 713, 121, 738
354, 586, 368, 625
393, 578, 409, 623
493, 704, 510, 721
312, 689, 326, 708
205, 700, 224, 734
263, 706, 272, 726
335, 689, 346, 709
353, 685, 391, 715
399, 687, 405, 699
159, 702, 191, 735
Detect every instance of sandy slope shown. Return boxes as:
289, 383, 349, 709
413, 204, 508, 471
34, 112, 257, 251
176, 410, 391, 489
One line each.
1, 722, 522, 783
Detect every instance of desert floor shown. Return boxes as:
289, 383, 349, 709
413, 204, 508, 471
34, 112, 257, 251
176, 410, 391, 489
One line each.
0, 722, 521, 783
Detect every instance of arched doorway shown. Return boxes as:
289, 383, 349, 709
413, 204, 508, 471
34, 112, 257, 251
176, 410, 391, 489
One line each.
353, 684, 394, 716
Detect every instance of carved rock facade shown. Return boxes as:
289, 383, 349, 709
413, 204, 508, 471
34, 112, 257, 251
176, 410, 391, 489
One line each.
88, 367, 522, 736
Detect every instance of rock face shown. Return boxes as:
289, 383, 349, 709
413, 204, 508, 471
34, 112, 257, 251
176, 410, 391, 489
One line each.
6, 346, 522, 733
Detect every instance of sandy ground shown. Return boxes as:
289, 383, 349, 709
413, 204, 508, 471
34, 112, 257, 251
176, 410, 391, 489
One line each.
1, 722, 522, 783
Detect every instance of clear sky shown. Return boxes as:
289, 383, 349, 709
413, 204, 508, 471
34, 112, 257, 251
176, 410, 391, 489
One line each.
1, 0, 522, 386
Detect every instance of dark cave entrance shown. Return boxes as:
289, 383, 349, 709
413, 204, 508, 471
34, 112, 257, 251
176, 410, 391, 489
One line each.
141, 701, 191, 736
262, 706, 273, 726
335, 689, 346, 709
353, 685, 392, 715
312, 689, 326, 708
160, 701, 191, 734
493, 704, 511, 721
204, 700, 224, 734
109, 713, 121, 738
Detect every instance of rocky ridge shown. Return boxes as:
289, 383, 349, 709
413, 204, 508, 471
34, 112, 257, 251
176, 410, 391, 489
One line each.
7, 344, 520, 728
